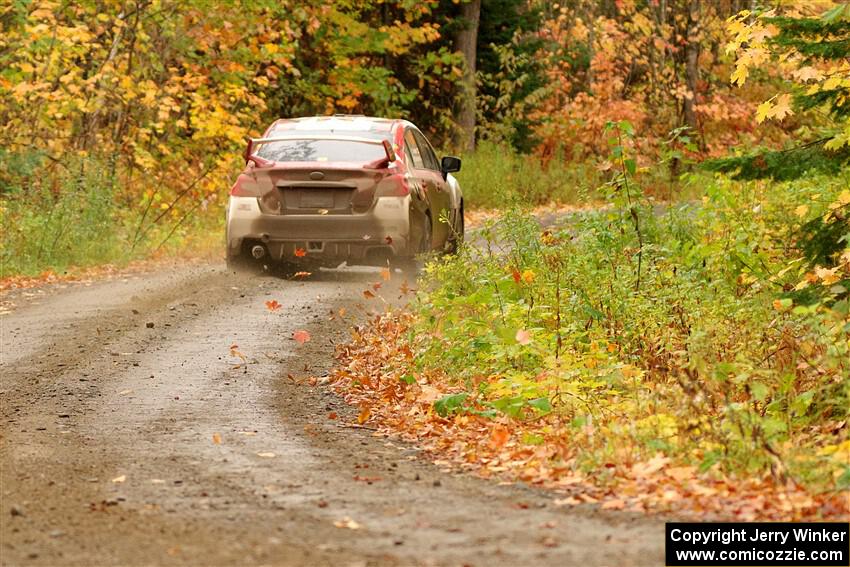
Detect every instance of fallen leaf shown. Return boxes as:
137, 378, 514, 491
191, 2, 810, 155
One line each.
380, 267, 391, 281
372, 282, 382, 291
602, 498, 626, 510
333, 517, 362, 530
294, 271, 311, 278
358, 406, 372, 424
212, 433, 222, 445
363, 289, 375, 299
256, 452, 276, 458
293, 330, 311, 344
490, 425, 510, 448
384, 236, 393, 244
294, 248, 307, 257
111, 475, 126, 483
317, 209, 329, 215
265, 299, 282, 311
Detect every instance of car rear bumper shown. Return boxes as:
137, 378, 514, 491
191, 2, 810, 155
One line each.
226, 196, 414, 265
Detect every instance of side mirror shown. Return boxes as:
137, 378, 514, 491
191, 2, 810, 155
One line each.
440, 155, 461, 178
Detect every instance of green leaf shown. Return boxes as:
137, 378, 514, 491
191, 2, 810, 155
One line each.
528, 397, 552, 414
750, 381, 769, 402
434, 393, 469, 417
624, 158, 637, 175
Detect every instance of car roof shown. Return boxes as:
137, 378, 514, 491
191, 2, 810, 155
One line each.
266, 115, 407, 136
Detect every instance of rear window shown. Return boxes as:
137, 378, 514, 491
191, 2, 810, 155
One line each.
255, 140, 385, 163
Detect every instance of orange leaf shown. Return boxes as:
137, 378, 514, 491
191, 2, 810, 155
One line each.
293, 330, 311, 344
601, 498, 626, 510
380, 267, 391, 281
363, 289, 375, 299
265, 299, 282, 311
490, 425, 510, 448
212, 433, 222, 445
294, 271, 312, 278
511, 268, 521, 284
358, 406, 372, 424
294, 248, 307, 258
372, 282, 382, 291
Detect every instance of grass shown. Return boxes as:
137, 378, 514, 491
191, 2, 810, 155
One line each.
1, 153, 223, 278
453, 141, 602, 209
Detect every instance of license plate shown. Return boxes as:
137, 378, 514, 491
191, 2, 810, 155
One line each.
299, 191, 334, 209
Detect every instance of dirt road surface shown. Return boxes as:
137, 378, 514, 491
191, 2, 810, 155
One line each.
1, 264, 664, 566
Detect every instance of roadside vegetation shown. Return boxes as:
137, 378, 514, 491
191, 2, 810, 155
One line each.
331, 3, 850, 520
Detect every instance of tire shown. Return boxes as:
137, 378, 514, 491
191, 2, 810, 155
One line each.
445, 201, 464, 255
398, 210, 432, 278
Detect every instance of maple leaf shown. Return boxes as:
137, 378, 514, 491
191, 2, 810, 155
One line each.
372, 282, 382, 291
294, 271, 312, 278
265, 299, 281, 311
293, 330, 311, 344
294, 248, 307, 258
363, 289, 375, 299
755, 99, 773, 123
769, 93, 793, 121
384, 236, 393, 244
212, 433, 222, 444
380, 267, 391, 281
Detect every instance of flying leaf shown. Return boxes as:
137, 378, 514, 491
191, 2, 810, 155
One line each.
380, 267, 391, 281
294, 271, 312, 278
293, 330, 311, 344
294, 248, 307, 258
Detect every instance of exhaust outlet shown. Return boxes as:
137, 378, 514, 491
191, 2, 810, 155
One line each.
251, 245, 266, 259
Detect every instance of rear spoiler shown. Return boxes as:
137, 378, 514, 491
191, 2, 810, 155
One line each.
244, 135, 397, 168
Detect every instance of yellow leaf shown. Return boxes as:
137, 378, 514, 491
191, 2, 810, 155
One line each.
755, 100, 772, 123
768, 93, 793, 121
794, 204, 809, 217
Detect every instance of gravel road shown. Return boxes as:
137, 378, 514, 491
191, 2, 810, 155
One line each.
1, 263, 664, 566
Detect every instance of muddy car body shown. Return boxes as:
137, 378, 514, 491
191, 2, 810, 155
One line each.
226, 116, 463, 272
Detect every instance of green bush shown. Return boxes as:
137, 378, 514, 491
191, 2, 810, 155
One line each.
412, 170, 849, 490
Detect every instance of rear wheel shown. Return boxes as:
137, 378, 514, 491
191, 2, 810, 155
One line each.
398, 210, 432, 277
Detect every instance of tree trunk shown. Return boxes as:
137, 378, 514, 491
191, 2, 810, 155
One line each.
454, 0, 480, 153
683, 0, 700, 137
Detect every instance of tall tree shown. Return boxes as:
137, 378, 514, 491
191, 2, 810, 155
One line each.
455, 0, 481, 152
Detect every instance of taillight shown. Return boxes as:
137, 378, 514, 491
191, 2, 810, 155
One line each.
229, 174, 256, 196
385, 173, 410, 196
